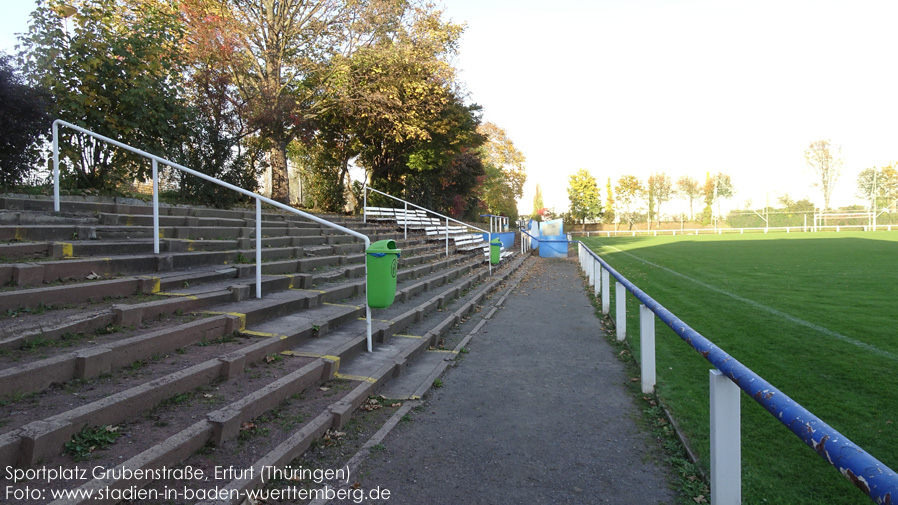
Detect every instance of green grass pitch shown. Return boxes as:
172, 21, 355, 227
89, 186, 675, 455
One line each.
578, 232, 898, 505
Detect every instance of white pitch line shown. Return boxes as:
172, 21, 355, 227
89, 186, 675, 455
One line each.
598, 243, 898, 362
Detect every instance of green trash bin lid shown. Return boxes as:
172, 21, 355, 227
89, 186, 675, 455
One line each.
366, 239, 401, 258
490, 238, 501, 245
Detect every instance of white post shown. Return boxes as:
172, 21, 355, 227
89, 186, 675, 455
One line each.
593, 259, 599, 298
445, 217, 449, 257
52, 121, 60, 212
404, 201, 408, 240
362, 181, 367, 223
601, 267, 610, 315
639, 305, 655, 394
255, 197, 262, 299
152, 159, 160, 254
710, 369, 742, 505
615, 281, 626, 341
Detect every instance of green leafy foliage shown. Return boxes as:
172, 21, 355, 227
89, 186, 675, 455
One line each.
64, 424, 121, 461
0, 54, 50, 187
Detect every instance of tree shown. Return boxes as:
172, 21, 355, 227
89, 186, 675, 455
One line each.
191, 0, 404, 203
20, 0, 192, 190
805, 139, 843, 210
675, 176, 701, 221
711, 172, 734, 219
857, 165, 898, 212
645, 173, 672, 226
567, 169, 601, 231
0, 54, 50, 186
615, 175, 643, 230
532, 183, 544, 221
478, 122, 526, 221
604, 177, 615, 224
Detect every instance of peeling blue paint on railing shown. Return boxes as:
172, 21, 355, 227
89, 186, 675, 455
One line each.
573, 240, 898, 504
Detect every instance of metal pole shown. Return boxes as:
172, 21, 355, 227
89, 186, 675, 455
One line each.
710, 369, 742, 505
52, 121, 60, 212
640, 305, 655, 394
616, 281, 626, 341
152, 159, 160, 254
404, 201, 408, 240
364, 237, 372, 352
256, 197, 262, 299
445, 217, 449, 257
363, 181, 367, 223
601, 267, 610, 315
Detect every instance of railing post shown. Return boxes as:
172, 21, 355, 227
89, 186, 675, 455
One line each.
362, 181, 367, 223
710, 369, 741, 505
445, 217, 449, 257
593, 259, 599, 298
152, 159, 160, 255
52, 121, 60, 212
601, 266, 610, 315
404, 201, 408, 240
615, 281, 626, 341
639, 305, 655, 394
255, 197, 262, 299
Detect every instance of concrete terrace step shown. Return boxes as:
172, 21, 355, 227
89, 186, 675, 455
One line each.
0, 193, 530, 504
48, 255, 530, 504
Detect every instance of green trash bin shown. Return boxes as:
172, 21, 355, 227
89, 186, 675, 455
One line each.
366, 239, 401, 308
490, 238, 501, 265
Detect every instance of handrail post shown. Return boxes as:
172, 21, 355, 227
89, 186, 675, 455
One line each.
256, 197, 262, 299
639, 304, 655, 394
362, 181, 367, 223
710, 369, 741, 505
403, 201, 408, 240
601, 266, 610, 315
152, 159, 160, 254
615, 281, 626, 341
593, 259, 599, 299
445, 217, 449, 257
52, 121, 60, 212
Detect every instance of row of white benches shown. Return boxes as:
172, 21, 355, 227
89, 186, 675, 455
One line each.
364, 206, 513, 260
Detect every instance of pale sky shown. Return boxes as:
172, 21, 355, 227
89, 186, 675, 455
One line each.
4, 1, 897, 217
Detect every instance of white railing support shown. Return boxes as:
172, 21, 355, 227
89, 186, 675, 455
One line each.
152, 159, 160, 255
615, 281, 626, 341
362, 180, 367, 223
639, 304, 655, 394
601, 266, 610, 315
593, 258, 599, 299
710, 369, 742, 505
52, 120, 374, 351
255, 197, 262, 299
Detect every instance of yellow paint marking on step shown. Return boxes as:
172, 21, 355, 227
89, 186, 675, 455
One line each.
15, 228, 25, 241
325, 302, 362, 309
427, 349, 458, 355
243, 330, 281, 338
157, 292, 199, 300
360, 317, 390, 323
59, 242, 73, 258
394, 334, 423, 339
137, 276, 162, 294
335, 373, 377, 384
202, 311, 246, 331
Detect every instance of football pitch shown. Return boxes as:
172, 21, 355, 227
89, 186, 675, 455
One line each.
578, 232, 898, 505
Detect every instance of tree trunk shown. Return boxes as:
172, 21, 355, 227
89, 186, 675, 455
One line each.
269, 140, 290, 204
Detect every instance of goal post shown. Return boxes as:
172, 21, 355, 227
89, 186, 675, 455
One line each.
812, 211, 874, 232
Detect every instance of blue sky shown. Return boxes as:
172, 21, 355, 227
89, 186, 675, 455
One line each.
5, 1, 898, 215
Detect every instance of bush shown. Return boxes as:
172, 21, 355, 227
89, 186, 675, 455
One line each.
0, 54, 50, 186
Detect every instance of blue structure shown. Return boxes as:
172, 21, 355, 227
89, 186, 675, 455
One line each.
535, 219, 567, 258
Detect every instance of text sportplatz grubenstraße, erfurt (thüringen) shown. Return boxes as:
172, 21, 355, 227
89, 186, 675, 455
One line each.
4, 464, 392, 503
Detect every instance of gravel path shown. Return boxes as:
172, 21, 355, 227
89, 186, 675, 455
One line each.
353, 256, 678, 505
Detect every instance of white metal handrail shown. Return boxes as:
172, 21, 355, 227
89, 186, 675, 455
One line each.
52, 119, 376, 352
362, 182, 493, 274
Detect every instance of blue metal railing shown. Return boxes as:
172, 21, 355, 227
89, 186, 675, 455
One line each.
572, 239, 898, 503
